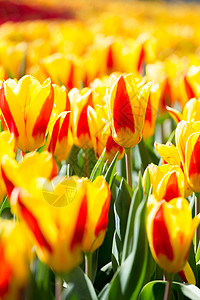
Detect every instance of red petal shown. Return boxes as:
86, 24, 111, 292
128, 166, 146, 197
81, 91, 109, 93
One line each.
113, 76, 135, 134
95, 196, 110, 237
32, 84, 54, 138
0, 82, 19, 137
137, 45, 145, 74
1, 166, 14, 199
107, 45, 114, 70
70, 195, 87, 251
106, 135, 124, 155
145, 94, 152, 124
152, 203, 174, 261
66, 62, 74, 91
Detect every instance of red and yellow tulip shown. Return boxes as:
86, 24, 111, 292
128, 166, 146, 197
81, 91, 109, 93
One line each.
106, 74, 150, 148
0, 75, 54, 152
147, 197, 200, 273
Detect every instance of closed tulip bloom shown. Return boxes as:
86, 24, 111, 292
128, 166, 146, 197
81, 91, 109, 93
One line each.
1, 151, 57, 198
0, 75, 54, 152
53, 84, 71, 114
0, 220, 32, 300
147, 197, 200, 274
81, 176, 111, 252
143, 164, 186, 201
107, 74, 150, 148
69, 87, 93, 149
155, 141, 182, 167
10, 176, 88, 273
47, 111, 73, 161
87, 105, 125, 163
143, 83, 160, 140
176, 120, 200, 192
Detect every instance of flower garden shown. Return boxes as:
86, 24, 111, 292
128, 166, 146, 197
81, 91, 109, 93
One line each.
1, 0, 200, 299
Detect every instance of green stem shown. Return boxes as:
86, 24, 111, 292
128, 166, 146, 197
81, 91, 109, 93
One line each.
125, 148, 132, 188
85, 252, 93, 281
55, 276, 62, 300
164, 273, 173, 300
195, 193, 200, 252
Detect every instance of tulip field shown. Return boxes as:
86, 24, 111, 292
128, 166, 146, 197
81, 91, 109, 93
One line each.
2, 0, 200, 299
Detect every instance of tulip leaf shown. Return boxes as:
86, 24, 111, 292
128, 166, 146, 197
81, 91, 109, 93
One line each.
138, 139, 151, 173
0, 197, 10, 216
104, 152, 119, 188
122, 174, 143, 262
90, 148, 106, 182
107, 193, 148, 300
139, 280, 200, 300
98, 283, 110, 300
61, 283, 79, 300
61, 266, 98, 300
94, 262, 113, 292
112, 178, 132, 270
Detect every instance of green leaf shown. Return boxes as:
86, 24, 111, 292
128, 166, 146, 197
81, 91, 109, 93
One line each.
139, 280, 200, 300
122, 175, 143, 262
112, 178, 132, 270
90, 148, 106, 182
187, 242, 198, 286
61, 284, 79, 300
98, 284, 110, 300
108, 193, 148, 300
61, 266, 98, 300
138, 139, 151, 173
94, 262, 113, 293
104, 152, 119, 188
0, 197, 10, 216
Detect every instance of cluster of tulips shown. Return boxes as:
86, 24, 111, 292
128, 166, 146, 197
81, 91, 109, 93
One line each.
1, 1, 200, 300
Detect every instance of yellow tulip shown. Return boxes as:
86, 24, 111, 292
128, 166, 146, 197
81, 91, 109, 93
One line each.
0, 75, 54, 152
147, 197, 200, 273
106, 74, 150, 148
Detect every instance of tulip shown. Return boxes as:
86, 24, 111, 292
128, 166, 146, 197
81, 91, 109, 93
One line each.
167, 97, 200, 124
10, 176, 87, 273
87, 105, 125, 163
53, 84, 71, 114
106, 74, 150, 148
0, 220, 32, 300
154, 141, 182, 167
69, 87, 93, 149
81, 176, 111, 252
47, 111, 73, 161
143, 83, 160, 140
1, 151, 56, 198
143, 164, 186, 201
175, 120, 200, 192
147, 197, 200, 273
0, 75, 54, 152
0, 131, 15, 202
40, 53, 84, 90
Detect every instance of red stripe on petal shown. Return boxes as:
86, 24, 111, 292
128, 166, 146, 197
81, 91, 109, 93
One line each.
145, 94, 152, 124
18, 193, 53, 253
32, 84, 54, 138
106, 135, 124, 155
0, 245, 12, 298
188, 135, 200, 178
58, 112, 70, 142
70, 195, 87, 251
65, 93, 71, 112
113, 76, 135, 134
107, 45, 114, 70
66, 63, 74, 91
0, 83, 19, 137
1, 166, 14, 199
161, 78, 172, 110
77, 93, 93, 138
95, 195, 110, 237
162, 172, 181, 202
48, 117, 61, 154
137, 45, 145, 74
178, 270, 188, 283
152, 203, 174, 261
184, 76, 195, 100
